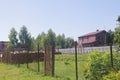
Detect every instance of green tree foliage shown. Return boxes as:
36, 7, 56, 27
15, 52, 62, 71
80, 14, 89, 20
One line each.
56, 34, 65, 48
84, 51, 120, 80
19, 26, 32, 49
36, 29, 57, 50
56, 34, 74, 48
114, 17, 120, 47
65, 37, 74, 48
106, 30, 114, 45
36, 32, 47, 50
40, 32, 47, 48
117, 16, 120, 22
8, 27, 74, 50
35, 29, 74, 50
36, 34, 41, 44
45, 29, 56, 46
114, 16, 120, 47
8, 28, 18, 49
30, 37, 36, 50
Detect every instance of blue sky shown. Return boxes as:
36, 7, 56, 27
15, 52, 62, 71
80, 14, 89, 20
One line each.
0, 0, 120, 41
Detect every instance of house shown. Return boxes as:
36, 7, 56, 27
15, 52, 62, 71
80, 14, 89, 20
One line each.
0, 41, 8, 50
78, 30, 106, 47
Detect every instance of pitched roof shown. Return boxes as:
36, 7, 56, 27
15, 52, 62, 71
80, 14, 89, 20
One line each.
78, 30, 106, 38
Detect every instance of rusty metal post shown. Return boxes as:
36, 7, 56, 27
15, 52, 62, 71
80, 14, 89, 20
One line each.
37, 44, 40, 72
18, 48, 20, 67
27, 48, 29, 69
75, 41, 78, 80
52, 45, 55, 76
110, 43, 113, 69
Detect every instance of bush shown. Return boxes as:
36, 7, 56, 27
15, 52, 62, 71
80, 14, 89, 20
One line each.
84, 50, 120, 80
102, 71, 120, 80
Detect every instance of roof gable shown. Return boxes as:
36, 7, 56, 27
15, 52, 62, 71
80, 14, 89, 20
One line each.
79, 30, 106, 38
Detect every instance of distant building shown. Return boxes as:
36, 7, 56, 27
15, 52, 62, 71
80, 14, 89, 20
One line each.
0, 41, 8, 50
78, 30, 106, 47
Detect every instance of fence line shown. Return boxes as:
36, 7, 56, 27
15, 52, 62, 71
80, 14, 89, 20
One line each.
58, 46, 118, 54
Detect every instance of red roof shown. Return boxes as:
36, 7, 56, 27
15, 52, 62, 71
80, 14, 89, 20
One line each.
78, 30, 106, 45
79, 30, 105, 38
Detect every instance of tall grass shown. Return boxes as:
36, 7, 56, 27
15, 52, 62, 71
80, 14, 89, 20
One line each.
0, 54, 89, 80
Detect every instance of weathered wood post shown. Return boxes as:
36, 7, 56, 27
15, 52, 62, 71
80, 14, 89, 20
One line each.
75, 41, 78, 80
44, 45, 55, 76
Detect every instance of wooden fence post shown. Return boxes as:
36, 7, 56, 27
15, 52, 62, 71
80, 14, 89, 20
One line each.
44, 45, 55, 76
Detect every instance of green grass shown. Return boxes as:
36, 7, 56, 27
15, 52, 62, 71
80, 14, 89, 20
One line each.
55, 54, 89, 79
0, 53, 89, 80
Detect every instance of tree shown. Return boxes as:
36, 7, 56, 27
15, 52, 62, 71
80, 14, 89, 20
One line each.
40, 32, 47, 49
56, 34, 65, 48
30, 37, 36, 51
19, 26, 32, 49
114, 17, 120, 47
117, 16, 120, 22
45, 29, 56, 46
36, 34, 41, 47
65, 37, 74, 48
106, 30, 114, 45
36, 32, 47, 50
8, 28, 18, 49
114, 26, 120, 47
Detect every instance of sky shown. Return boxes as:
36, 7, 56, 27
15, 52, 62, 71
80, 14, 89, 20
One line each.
0, 0, 120, 41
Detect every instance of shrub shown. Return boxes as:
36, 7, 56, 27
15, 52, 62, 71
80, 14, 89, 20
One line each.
84, 50, 120, 80
102, 71, 120, 80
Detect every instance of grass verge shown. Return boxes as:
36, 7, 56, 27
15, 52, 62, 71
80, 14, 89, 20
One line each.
0, 53, 89, 80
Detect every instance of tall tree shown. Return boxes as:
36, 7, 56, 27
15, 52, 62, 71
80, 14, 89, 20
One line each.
117, 16, 120, 22
56, 34, 65, 48
36, 34, 41, 45
114, 16, 120, 47
36, 32, 47, 50
40, 32, 47, 49
8, 28, 18, 49
114, 27, 120, 47
19, 26, 32, 49
106, 30, 114, 45
30, 37, 36, 50
45, 29, 56, 46
65, 37, 74, 48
